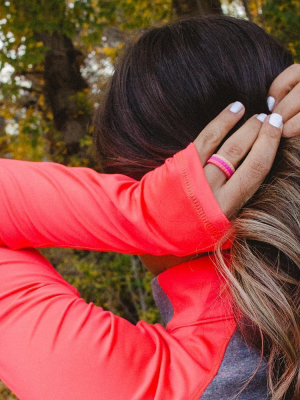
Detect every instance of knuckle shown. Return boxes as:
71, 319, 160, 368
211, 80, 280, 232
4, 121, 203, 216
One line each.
201, 127, 222, 146
222, 141, 244, 158
250, 157, 269, 177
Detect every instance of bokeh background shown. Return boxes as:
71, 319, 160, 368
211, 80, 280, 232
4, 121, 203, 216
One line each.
0, 0, 299, 398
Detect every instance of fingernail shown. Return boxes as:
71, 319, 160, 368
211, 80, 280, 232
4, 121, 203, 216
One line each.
256, 113, 267, 123
269, 113, 283, 128
229, 101, 243, 113
267, 96, 275, 112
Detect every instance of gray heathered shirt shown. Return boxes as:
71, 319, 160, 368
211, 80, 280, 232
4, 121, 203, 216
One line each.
152, 277, 270, 399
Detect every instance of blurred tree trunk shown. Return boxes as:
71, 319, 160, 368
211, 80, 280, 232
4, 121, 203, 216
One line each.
172, 0, 222, 17
0, 116, 5, 132
35, 31, 90, 162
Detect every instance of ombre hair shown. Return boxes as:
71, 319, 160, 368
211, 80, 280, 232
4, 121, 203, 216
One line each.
94, 14, 299, 399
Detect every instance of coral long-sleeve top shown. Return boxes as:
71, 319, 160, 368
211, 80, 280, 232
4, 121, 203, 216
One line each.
0, 143, 268, 399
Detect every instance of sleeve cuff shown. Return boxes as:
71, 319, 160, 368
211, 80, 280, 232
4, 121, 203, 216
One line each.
174, 143, 233, 250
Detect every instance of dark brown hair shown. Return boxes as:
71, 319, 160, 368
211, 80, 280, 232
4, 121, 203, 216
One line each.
94, 14, 293, 180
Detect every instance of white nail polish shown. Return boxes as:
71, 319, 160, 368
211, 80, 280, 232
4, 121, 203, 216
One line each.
269, 113, 283, 128
267, 96, 275, 112
256, 113, 267, 123
229, 101, 243, 113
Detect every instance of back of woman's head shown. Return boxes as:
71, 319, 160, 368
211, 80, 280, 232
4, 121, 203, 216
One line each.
94, 14, 300, 400
95, 14, 293, 179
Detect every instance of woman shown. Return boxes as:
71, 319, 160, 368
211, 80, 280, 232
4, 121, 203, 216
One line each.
0, 14, 299, 399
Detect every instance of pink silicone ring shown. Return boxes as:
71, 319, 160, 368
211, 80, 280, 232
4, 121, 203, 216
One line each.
210, 156, 234, 175
211, 154, 235, 172
206, 155, 235, 179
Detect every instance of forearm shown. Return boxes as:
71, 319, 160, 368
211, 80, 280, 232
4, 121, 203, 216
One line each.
0, 143, 232, 255
0, 247, 157, 399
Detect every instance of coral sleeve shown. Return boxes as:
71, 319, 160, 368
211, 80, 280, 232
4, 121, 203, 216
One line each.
0, 247, 171, 399
0, 143, 232, 255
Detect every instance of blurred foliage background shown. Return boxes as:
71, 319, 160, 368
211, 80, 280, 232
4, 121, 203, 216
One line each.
0, 0, 299, 398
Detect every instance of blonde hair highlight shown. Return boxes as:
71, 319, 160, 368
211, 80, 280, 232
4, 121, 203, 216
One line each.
213, 136, 300, 399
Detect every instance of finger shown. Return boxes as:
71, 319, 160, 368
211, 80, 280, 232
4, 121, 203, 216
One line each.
268, 64, 300, 111
203, 113, 263, 187
283, 112, 300, 137
221, 113, 283, 217
272, 82, 300, 124
193, 101, 245, 165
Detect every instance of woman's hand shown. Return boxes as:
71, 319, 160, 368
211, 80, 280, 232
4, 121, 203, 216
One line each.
193, 102, 283, 218
267, 63, 300, 137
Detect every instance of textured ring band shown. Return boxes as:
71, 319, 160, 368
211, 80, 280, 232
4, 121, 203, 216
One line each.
206, 154, 235, 179
210, 156, 234, 175
211, 154, 235, 172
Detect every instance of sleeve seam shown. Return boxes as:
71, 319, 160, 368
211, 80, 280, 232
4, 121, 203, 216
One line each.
175, 148, 223, 241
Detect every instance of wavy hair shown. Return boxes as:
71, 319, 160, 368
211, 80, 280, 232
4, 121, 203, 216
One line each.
214, 134, 300, 399
94, 14, 299, 399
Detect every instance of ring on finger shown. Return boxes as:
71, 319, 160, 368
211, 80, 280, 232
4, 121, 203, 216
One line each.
206, 154, 236, 179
